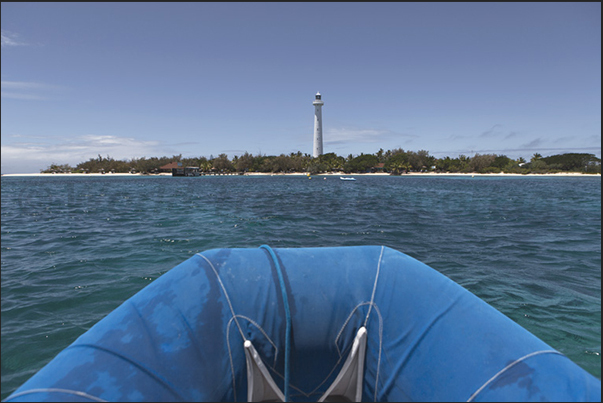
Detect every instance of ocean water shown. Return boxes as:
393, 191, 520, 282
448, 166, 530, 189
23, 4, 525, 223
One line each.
1, 175, 600, 399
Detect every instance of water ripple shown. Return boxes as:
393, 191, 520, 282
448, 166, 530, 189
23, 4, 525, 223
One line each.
1, 175, 600, 398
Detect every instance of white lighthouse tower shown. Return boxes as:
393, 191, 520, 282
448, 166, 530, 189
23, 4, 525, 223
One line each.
313, 92, 324, 158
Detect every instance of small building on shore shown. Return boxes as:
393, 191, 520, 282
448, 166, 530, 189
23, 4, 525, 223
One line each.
172, 166, 200, 177
159, 161, 200, 176
159, 162, 181, 173
372, 163, 385, 173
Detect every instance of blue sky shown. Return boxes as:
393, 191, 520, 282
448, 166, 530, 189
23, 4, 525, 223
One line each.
1, 2, 600, 173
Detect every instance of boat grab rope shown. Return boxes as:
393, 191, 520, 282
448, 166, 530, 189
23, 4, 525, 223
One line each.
260, 245, 292, 402
197, 254, 245, 339
466, 349, 563, 402
197, 253, 246, 402
364, 246, 385, 328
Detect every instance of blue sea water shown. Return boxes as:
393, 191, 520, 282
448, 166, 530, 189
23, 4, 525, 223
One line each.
1, 174, 601, 399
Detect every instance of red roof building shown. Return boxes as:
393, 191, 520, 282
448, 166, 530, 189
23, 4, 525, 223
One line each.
159, 162, 181, 172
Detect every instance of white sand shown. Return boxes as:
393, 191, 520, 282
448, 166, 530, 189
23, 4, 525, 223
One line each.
3, 171, 598, 177
1, 172, 172, 177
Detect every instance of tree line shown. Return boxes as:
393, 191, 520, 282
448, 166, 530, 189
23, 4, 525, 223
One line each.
42, 150, 601, 175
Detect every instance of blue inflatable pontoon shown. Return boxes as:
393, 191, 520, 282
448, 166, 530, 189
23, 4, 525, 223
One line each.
5, 246, 601, 402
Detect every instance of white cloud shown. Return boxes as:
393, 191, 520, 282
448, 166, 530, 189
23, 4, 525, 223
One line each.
479, 124, 504, 138
324, 127, 415, 146
1, 135, 164, 174
521, 137, 544, 149
1, 92, 47, 100
1, 30, 26, 47
1, 81, 45, 89
1, 81, 62, 100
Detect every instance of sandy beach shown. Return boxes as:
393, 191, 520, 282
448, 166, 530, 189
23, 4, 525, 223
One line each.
1, 172, 173, 177
244, 172, 599, 177
1, 172, 599, 177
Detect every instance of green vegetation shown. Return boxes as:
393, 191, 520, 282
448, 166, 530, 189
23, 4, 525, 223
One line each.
41, 151, 601, 175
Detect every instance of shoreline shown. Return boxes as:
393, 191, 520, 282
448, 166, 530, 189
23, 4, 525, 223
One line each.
245, 172, 599, 177
1, 172, 599, 177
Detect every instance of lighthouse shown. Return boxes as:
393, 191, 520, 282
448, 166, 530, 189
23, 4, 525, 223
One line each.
313, 92, 324, 158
